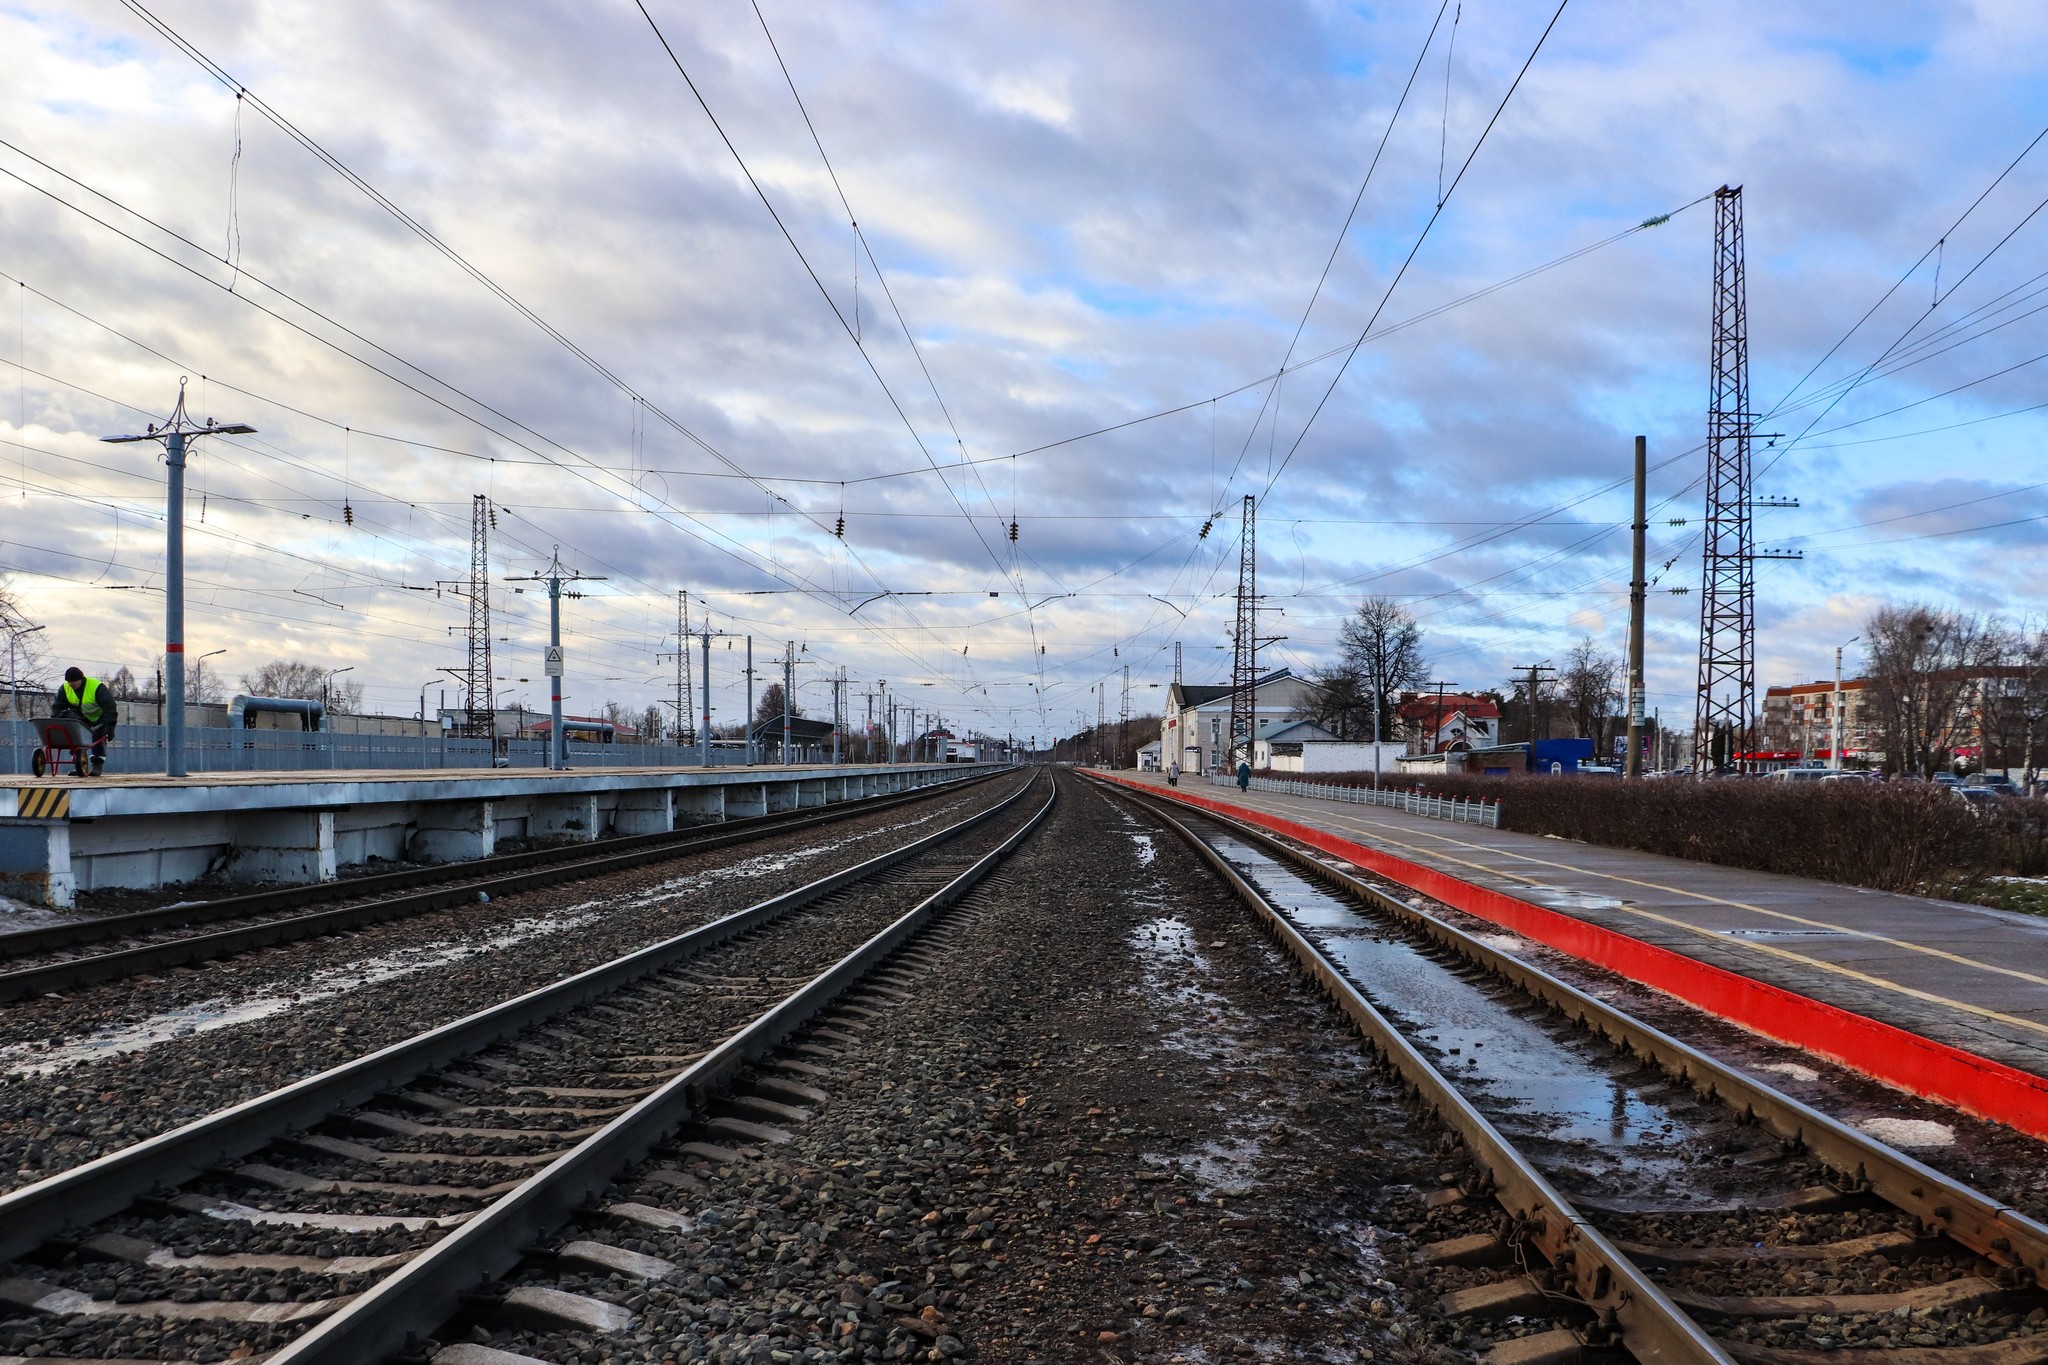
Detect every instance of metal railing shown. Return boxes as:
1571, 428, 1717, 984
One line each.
1209, 771, 1502, 828
0, 721, 901, 776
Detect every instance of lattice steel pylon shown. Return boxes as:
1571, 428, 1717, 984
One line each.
1693, 186, 1755, 772
464, 494, 494, 739
1118, 664, 1130, 768
1228, 494, 1257, 769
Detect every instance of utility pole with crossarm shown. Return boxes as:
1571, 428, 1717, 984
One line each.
505, 549, 606, 771
101, 379, 254, 778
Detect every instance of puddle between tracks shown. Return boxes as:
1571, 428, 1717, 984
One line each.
0, 908, 602, 1077
1206, 831, 1733, 1204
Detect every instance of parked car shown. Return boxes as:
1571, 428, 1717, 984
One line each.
1820, 770, 1876, 782
1963, 773, 2020, 796
1576, 764, 1622, 777
1953, 785, 2000, 807
1931, 772, 1962, 788
1770, 766, 1831, 782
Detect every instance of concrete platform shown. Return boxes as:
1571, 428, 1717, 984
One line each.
1099, 770, 2048, 1136
0, 763, 975, 905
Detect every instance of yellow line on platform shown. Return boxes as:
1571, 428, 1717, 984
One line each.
1219, 788, 2048, 1045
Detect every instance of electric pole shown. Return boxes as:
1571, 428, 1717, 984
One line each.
782, 641, 795, 765
1119, 664, 1131, 769
1228, 494, 1257, 769
675, 591, 694, 745
100, 379, 255, 778
1626, 435, 1648, 777
1514, 663, 1557, 754
1694, 186, 1802, 773
1426, 679, 1458, 755
744, 637, 755, 765
505, 548, 606, 771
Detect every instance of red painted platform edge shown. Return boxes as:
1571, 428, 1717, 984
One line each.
1097, 773, 2048, 1142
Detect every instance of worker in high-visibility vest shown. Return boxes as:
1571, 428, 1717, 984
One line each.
52, 667, 119, 776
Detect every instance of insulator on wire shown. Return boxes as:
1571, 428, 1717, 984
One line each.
1198, 519, 1213, 540
489, 507, 499, 529
1008, 520, 1018, 542
834, 515, 845, 538
343, 501, 354, 526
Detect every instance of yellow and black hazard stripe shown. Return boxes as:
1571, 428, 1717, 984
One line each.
15, 788, 71, 819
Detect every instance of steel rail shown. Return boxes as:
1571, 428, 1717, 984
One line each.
0, 770, 1041, 1264
0, 768, 1000, 962
270, 773, 1056, 1363
1120, 785, 2048, 1295
1111, 782, 1729, 1365
0, 770, 1009, 1003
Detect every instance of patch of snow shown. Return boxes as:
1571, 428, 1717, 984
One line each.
1755, 1061, 1820, 1083
0, 908, 601, 1076
1856, 1116, 1955, 1149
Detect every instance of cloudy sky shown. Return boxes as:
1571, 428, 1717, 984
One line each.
2, 0, 2045, 744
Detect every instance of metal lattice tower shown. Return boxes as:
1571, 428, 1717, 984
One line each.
1228, 494, 1257, 768
1173, 641, 1183, 689
1095, 684, 1106, 766
1693, 187, 1756, 771
1118, 664, 1131, 768
676, 591, 694, 745
464, 494, 494, 739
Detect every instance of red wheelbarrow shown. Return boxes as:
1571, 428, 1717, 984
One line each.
30, 718, 97, 778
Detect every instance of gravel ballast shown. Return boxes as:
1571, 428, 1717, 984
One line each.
0, 776, 1028, 1196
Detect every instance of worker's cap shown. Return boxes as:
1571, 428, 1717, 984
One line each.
63, 667, 84, 683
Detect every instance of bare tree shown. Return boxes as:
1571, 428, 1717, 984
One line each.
188, 658, 226, 706
639, 704, 665, 744
0, 584, 51, 693
1862, 605, 2005, 777
1301, 597, 1426, 739
2019, 625, 2048, 785
1560, 636, 1623, 756
240, 659, 364, 712
754, 682, 801, 726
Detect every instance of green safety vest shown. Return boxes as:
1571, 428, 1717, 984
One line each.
62, 677, 110, 724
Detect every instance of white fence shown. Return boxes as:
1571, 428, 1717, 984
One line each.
0, 722, 852, 776
1210, 771, 1502, 828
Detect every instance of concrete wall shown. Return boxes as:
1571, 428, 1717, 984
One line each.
0, 763, 978, 905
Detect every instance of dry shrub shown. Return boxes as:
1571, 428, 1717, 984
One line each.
1281, 771, 2048, 893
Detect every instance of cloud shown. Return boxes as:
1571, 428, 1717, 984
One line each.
0, 0, 2045, 739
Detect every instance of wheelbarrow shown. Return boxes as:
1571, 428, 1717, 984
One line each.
30, 717, 97, 778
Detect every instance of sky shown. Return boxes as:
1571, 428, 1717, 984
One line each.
2, 0, 2046, 745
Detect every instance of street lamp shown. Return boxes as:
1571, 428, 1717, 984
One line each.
1832, 637, 1859, 771
323, 667, 354, 715
193, 649, 225, 704
101, 379, 255, 776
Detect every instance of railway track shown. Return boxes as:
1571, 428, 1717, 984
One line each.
1106, 780, 2048, 1365
0, 768, 1002, 1003
0, 769, 1053, 1364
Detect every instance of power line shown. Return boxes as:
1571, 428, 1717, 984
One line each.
1215, 0, 1452, 504
1259, 0, 1576, 500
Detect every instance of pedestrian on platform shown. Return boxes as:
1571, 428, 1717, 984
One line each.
1236, 758, 1251, 791
52, 666, 118, 777
1166, 759, 1180, 788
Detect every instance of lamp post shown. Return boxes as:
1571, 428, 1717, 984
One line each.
6, 622, 45, 775
193, 649, 224, 702
322, 667, 354, 716
101, 379, 255, 776
1832, 636, 1859, 770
